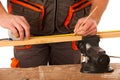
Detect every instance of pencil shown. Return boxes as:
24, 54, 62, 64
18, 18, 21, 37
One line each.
74, 6, 98, 35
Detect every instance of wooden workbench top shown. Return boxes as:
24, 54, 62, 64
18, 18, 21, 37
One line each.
0, 63, 120, 80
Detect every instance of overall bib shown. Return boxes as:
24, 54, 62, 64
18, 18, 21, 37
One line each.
8, 0, 91, 68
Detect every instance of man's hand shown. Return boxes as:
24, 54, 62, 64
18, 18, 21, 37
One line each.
0, 14, 30, 40
74, 17, 97, 36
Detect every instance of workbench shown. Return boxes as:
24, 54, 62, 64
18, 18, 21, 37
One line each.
0, 63, 120, 80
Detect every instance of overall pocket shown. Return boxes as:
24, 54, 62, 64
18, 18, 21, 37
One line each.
9, 0, 45, 34
64, 0, 92, 29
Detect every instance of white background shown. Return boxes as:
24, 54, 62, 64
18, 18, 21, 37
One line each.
0, 0, 120, 68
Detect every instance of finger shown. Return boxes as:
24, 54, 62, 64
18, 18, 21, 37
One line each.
20, 16, 30, 29
13, 20, 25, 40
74, 19, 83, 33
76, 20, 97, 36
84, 20, 97, 35
76, 30, 85, 36
9, 25, 19, 38
19, 16, 30, 39
83, 25, 97, 36
75, 22, 90, 35
81, 20, 93, 32
84, 29, 97, 36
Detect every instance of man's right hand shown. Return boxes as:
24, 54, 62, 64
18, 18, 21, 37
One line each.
0, 14, 30, 40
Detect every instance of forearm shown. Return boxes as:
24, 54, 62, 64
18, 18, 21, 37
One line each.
90, 0, 109, 24
0, 2, 7, 16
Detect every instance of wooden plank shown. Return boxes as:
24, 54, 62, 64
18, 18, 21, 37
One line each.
0, 30, 120, 47
98, 30, 120, 38
0, 63, 120, 80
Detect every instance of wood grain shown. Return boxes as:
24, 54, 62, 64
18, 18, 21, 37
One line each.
0, 63, 120, 80
0, 30, 120, 47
